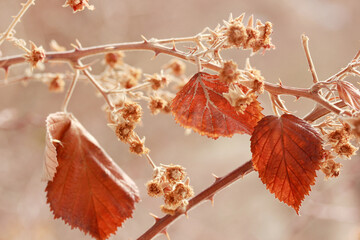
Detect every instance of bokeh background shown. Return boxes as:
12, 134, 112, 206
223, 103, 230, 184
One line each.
1, 0, 360, 239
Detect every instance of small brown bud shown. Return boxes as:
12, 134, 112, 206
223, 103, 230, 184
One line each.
163, 59, 186, 76
321, 159, 342, 179
335, 142, 358, 158
149, 96, 167, 115
105, 51, 125, 68
48, 75, 65, 93
145, 73, 167, 90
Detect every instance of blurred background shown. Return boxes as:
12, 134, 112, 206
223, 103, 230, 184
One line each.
0, 0, 360, 239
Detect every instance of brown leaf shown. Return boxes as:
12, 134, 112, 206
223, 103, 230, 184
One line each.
337, 80, 360, 111
171, 72, 263, 139
251, 114, 323, 214
45, 112, 140, 240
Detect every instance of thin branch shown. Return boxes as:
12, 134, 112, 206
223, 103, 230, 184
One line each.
62, 70, 80, 112
0, 0, 35, 46
137, 160, 254, 240
302, 34, 319, 83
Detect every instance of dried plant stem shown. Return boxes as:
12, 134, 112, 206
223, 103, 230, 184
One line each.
62, 70, 80, 112
302, 34, 319, 83
0, 40, 358, 117
137, 104, 330, 239
0, 0, 35, 46
82, 68, 114, 109
137, 160, 254, 240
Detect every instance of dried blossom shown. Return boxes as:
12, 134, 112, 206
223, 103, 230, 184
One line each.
24, 41, 45, 68
121, 102, 142, 123
105, 51, 125, 68
321, 159, 342, 179
223, 84, 255, 113
164, 164, 186, 182
63, 0, 94, 12
48, 75, 65, 93
334, 142, 358, 158
163, 59, 186, 76
219, 60, 240, 83
148, 96, 167, 115
115, 122, 135, 142
146, 179, 163, 197
145, 73, 168, 90
129, 137, 149, 155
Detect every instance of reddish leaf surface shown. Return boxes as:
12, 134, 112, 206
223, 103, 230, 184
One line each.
171, 72, 263, 139
337, 80, 360, 111
250, 114, 323, 214
45, 112, 140, 240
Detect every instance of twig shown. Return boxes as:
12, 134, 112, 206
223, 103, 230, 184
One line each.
0, 0, 35, 46
302, 34, 319, 83
62, 70, 80, 112
137, 160, 254, 240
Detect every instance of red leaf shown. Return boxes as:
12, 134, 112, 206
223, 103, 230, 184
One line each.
45, 112, 140, 240
171, 72, 263, 139
250, 114, 323, 214
337, 80, 360, 111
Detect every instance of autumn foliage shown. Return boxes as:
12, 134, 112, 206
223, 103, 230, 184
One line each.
44, 112, 140, 239
1, 1, 360, 239
171, 72, 263, 139
251, 114, 324, 213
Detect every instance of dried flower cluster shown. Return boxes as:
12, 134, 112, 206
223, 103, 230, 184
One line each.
63, 0, 94, 12
206, 13, 274, 53
24, 41, 45, 68
146, 164, 194, 215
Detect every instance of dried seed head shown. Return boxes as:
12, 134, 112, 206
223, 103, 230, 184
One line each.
164, 164, 186, 182
105, 51, 125, 68
120, 74, 138, 89
335, 142, 358, 158
145, 73, 168, 90
160, 205, 176, 216
173, 182, 194, 199
24, 41, 45, 68
219, 60, 240, 83
48, 75, 65, 93
164, 191, 182, 208
146, 179, 163, 197
163, 59, 186, 76
115, 122, 135, 142
223, 84, 255, 113
129, 138, 149, 155
121, 102, 142, 123
128, 66, 142, 81
226, 23, 247, 48
149, 96, 167, 115
327, 129, 348, 144
63, 0, 94, 12
321, 159, 342, 179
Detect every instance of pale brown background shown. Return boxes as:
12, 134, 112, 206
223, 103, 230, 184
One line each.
0, 0, 360, 240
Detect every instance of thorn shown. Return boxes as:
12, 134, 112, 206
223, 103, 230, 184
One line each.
141, 35, 148, 43
184, 210, 189, 219
4, 67, 9, 83
238, 13, 245, 23
212, 173, 221, 183
278, 78, 283, 86
149, 212, 161, 223
172, 40, 176, 51
75, 39, 83, 49
247, 15, 254, 28
207, 195, 215, 206
245, 58, 251, 70
160, 228, 170, 240
228, 13, 233, 22
151, 51, 160, 60
185, 177, 190, 185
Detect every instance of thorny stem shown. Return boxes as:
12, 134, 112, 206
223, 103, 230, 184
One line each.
137, 160, 254, 240
62, 70, 80, 112
137, 104, 333, 239
302, 34, 319, 83
81, 66, 114, 109
0, 40, 357, 117
0, 0, 35, 46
